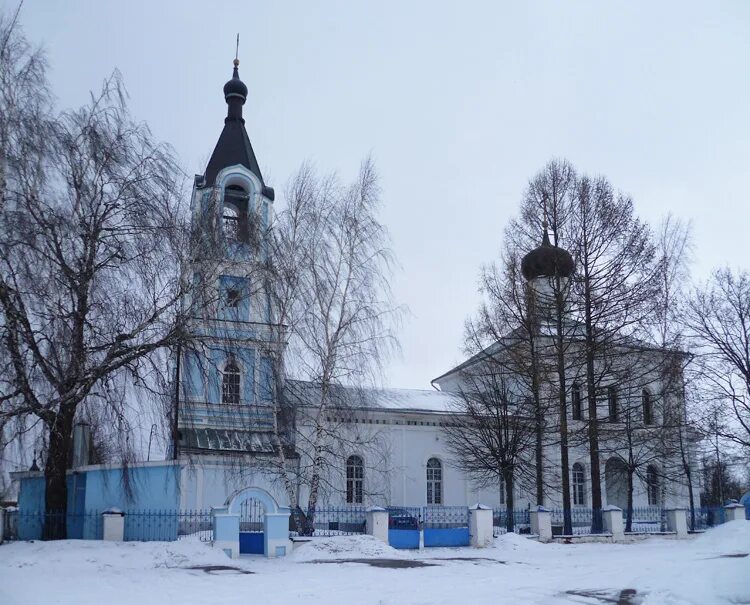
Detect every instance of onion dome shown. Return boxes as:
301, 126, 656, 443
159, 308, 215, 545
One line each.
521, 227, 575, 280
223, 59, 248, 101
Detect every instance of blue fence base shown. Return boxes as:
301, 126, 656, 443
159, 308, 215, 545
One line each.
239, 532, 264, 554
423, 527, 470, 547
388, 529, 420, 549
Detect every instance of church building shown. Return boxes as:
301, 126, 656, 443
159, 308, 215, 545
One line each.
11, 61, 699, 544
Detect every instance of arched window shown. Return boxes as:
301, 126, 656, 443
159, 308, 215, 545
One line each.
426, 458, 443, 505
346, 455, 364, 504
223, 185, 251, 244
642, 389, 653, 425
572, 383, 583, 421
646, 465, 660, 506
572, 463, 586, 506
608, 386, 618, 422
222, 359, 241, 405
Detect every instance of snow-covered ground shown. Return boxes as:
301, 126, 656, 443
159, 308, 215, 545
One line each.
1, 521, 748, 605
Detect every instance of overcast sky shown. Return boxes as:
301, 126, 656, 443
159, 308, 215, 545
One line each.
13, 0, 750, 390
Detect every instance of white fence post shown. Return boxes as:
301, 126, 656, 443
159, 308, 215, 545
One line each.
102, 508, 125, 541
602, 506, 624, 540
529, 506, 552, 541
724, 502, 746, 522
366, 507, 389, 544
469, 504, 493, 547
665, 508, 688, 537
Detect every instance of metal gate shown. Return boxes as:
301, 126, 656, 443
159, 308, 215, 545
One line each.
239, 498, 266, 554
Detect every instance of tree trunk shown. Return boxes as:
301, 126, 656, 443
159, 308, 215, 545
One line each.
584, 301, 603, 533
678, 423, 697, 531
270, 357, 306, 534
625, 470, 634, 533
555, 280, 572, 535
303, 422, 326, 536
504, 470, 515, 533
532, 372, 544, 507
43, 404, 76, 539
528, 329, 544, 507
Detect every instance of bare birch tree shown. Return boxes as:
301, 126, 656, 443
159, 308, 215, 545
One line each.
268, 158, 400, 534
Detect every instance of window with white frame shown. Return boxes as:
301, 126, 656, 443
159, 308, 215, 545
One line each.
346, 455, 364, 504
426, 458, 443, 505
572, 462, 586, 506
222, 359, 241, 405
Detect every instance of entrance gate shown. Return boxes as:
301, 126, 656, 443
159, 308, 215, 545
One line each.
239, 498, 266, 555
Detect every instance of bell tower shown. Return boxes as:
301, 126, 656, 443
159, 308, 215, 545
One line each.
174, 58, 283, 459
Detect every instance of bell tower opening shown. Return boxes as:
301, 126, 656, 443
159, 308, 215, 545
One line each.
223, 184, 250, 243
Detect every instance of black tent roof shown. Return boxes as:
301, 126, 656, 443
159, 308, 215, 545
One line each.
203, 61, 275, 201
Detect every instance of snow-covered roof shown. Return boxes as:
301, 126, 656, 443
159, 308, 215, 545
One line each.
363, 387, 458, 414
285, 380, 457, 415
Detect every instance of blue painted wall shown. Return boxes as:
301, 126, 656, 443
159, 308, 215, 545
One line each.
16, 463, 181, 540
83, 464, 180, 512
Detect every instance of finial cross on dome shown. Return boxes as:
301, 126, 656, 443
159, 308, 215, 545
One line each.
234, 33, 240, 67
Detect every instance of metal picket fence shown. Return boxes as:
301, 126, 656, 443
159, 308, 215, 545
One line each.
1, 509, 104, 541
422, 506, 469, 529
492, 508, 530, 536
692, 506, 725, 531
124, 509, 214, 542
1, 509, 212, 543
550, 507, 595, 535
623, 506, 665, 533
289, 505, 368, 537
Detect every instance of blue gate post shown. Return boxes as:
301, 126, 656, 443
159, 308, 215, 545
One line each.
264, 507, 292, 558
212, 505, 240, 559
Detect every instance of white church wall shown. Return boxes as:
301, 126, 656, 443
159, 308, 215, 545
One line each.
178, 459, 288, 511
302, 412, 506, 508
